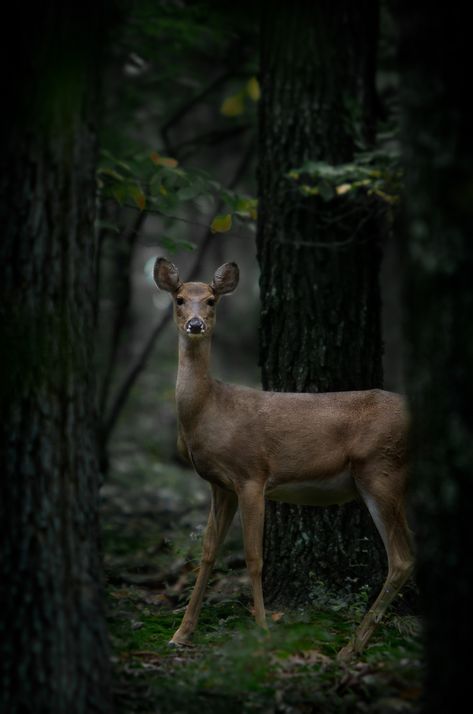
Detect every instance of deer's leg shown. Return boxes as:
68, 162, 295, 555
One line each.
238, 481, 267, 630
170, 484, 237, 645
338, 466, 414, 661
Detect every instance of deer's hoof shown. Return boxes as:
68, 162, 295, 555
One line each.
168, 637, 193, 649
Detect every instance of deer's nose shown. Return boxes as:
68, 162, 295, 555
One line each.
186, 317, 205, 334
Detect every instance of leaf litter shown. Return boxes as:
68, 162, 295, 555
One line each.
102, 474, 424, 713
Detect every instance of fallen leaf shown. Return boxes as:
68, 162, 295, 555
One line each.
127, 650, 161, 660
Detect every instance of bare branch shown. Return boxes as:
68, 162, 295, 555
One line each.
120, 203, 255, 241
175, 124, 251, 160
161, 70, 233, 153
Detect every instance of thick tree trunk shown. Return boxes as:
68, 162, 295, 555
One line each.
399, 5, 473, 712
0, 7, 113, 714
257, 1, 386, 605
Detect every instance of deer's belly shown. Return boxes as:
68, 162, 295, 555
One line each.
265, 471, 357, 506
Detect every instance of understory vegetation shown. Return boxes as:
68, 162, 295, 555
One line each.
103, 455, 423, 713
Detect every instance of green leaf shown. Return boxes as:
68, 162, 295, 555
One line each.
95, 219, 120, 234
177, 240, 197, 251
111, 184, 127, 205
246, 77, 261, 102
114, 159, 133, 174
159, 237, 196, 255
128, 184, 146, 210
152, 193, 179, 214
300, 185, 319, 197
98, 167, 125, 181
220, 93, 245, 117
318, 180, 335, 202
235, 197, 258, 219
159, 166, 186, 189
159, 236, 178, 254
210, 213, 232, 233
149, 173, 165, 196
220, 190, 237, 209
176, 183, 203, 201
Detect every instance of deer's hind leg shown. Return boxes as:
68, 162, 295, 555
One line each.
170, 484, 237, 645
338, 461, 414, 660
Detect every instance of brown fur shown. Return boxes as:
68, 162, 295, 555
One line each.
154, 258, 414, 659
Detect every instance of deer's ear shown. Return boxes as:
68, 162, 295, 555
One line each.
153, 257, 182, 293
211, 262, 239, 295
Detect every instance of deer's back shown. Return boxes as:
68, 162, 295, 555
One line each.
179, 382, 408, 498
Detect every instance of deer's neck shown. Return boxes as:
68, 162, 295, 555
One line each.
176, 335, 213, 422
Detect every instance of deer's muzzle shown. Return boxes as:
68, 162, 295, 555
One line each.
186, 317, 206, 335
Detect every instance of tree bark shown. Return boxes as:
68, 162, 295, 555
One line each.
0, 6, 114, 713
399, 5, 473, 712
257, 0, 386, 606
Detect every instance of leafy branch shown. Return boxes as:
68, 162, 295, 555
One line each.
97, 148, 258, 247
286, 150, 402, 207
99, 141, 255, 454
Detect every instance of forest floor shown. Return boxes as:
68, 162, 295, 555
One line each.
102, 454, 424, 714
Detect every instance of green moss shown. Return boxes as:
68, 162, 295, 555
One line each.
108, 585, 423, 713
103, 482, 423, 713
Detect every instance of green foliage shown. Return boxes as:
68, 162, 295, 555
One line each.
96, 1, 260, 256
97, 147, 257, 250
122, 1, 257, 65
287, 149, 402, 207
220, 77, 261, 117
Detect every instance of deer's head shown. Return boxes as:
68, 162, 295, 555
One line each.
154, 257, 239, 338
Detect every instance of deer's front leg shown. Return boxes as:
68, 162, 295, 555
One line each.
238, 481, 267, 630
170, 484, 237, 646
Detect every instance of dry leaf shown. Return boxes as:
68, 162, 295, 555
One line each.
150, 151, 178, 168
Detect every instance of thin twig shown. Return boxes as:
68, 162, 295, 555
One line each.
276, 207, 382, 249
99, 210, 147, 418
175, 124, 250, 159
161, 71, 233, 153
121, 203, 255, 241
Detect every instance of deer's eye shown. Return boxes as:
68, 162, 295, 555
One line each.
176, 296, 185, 306
207, 298, 216, 307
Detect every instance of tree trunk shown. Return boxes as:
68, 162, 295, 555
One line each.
257, 0, 386, 606
399, 5, 473, 712
0, 7, 114, 713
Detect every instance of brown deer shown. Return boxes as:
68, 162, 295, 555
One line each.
154, 257, 414, 660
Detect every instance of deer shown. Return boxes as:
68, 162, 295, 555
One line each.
154, 257, 414, 660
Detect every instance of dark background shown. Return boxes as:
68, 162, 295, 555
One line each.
1, 3, 471, 713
